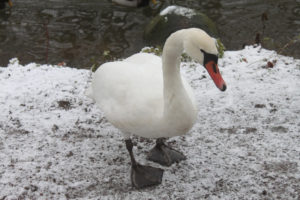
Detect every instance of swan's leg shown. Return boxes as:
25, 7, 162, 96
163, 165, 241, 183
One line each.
147, 138, 186, 166
125, 139, 164, 189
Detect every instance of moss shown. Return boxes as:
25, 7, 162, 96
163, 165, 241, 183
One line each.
144, 15, 166, 41
144, 7, 219, 46
262, 37, 276, 49
141, 47, 194, 62
90, 50, 116, 72
90, 63, 98, 72
181, 53, 193, 62
216, 39, 225, 58
141, 46, 163, 56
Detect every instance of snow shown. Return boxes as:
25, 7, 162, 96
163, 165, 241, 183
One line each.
0, 46, 300, 199
160, 5, 196, 19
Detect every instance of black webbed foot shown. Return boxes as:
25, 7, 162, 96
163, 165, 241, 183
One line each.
125, 139, 164, 188
147, 138, 186, 166
131, 164, 164, 189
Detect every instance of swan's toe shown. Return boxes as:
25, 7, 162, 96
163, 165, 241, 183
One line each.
147, 144, 186, 166
131, 164, 164, 189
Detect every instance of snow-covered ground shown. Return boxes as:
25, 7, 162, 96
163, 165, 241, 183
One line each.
0, 46, 299, 199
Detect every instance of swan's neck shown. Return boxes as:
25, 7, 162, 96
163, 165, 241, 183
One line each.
161, 30, 196, 132
162, 32, 184, 97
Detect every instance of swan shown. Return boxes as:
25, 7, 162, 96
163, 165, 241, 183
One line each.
87, 28, 226, 188
112, 0, 157, 7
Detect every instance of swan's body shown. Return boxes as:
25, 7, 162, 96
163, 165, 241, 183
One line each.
89, 52, 196, 138
87, 28, 226, 188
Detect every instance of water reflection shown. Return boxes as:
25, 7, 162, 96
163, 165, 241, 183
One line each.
0, 0, 299, 68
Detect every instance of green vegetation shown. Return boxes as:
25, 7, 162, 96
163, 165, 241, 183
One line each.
90, 50, 116, 72
216, 38, 225, 58
141, 46, 163, 56
141, 39, 226, 63
278, 34, 300, 55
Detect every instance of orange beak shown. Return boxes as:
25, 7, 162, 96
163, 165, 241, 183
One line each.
8, 0, 13, 7
205, 61, 226, 91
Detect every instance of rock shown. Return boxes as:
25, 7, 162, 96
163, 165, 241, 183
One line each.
254, 104, 266, 108
144, 5, 219, 46
57, 100, 71, 110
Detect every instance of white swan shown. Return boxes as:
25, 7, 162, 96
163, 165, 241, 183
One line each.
87, 28, 226, 188
112, 0, 157, 7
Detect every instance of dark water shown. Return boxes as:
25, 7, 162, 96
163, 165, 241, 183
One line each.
0, 0, 299, 68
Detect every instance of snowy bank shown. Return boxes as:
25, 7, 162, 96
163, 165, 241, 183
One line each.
0, 46, 300, 199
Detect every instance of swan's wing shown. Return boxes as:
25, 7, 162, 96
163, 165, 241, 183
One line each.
91, 54, 163, 132
123, 53, 161, 66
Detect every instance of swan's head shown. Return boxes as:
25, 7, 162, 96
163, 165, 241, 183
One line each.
183, 28, 226, 91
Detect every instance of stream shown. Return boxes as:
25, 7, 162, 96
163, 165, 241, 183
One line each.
0, 0, 299, 68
